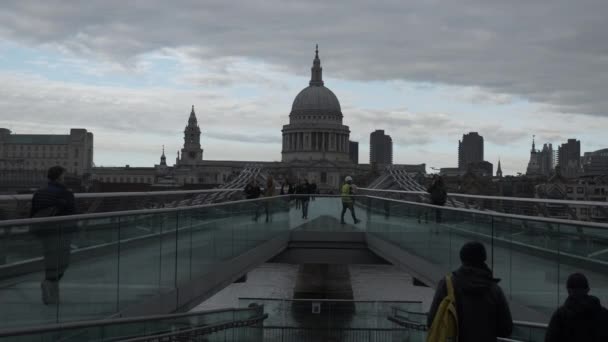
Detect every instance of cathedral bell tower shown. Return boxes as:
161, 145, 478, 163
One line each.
177, 105, 203, 166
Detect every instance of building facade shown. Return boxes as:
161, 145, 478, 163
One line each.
0, 128, 93, 176
458, 132, 483, 170
582, 148, 608, 175
558, 139, 581, 178
369, 130, 393, 165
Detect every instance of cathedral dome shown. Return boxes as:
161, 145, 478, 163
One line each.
291, 85, 341, 113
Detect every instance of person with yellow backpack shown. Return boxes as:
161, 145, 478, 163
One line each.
427, 241, 513, 342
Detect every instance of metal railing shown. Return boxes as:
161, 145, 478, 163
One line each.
359, 187, 608, 222
118, 314, 267, 342
0, 188, 245, 220
388, 308, 548, 342
262, 326, 412, 342
0, 307, 266, 341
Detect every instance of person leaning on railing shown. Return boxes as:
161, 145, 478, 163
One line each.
30, 166, 77, 305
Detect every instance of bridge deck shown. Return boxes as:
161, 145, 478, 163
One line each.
1, 196, 608, 330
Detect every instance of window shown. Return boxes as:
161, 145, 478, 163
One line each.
577, 187, 584, 194
321, 172, 327, 183
581, 208, 588, 215
74, 162, 78, 167
567, 187, 573, 193
74, 148, 79, 158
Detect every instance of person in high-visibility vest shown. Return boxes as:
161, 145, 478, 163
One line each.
340, 176, 361, 224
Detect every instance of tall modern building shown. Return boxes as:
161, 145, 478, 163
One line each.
539, 143, 554, 176
349, 141, 359, 164
369, 130, 393, 165
558, 139, 581, 178
458, 132, 483, 170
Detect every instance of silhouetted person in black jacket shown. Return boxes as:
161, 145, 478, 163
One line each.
428, 241, 513, 341
427, 175, 447, 223
545, 273, 608, 342
30, 166, 76, 305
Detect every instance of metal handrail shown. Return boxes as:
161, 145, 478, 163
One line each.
118, 314, 268, 342
388, 314, 537, 342
0, 307, 258, 337
0, 195, 292, 227
388, 309, 548, 330
364, 195, 608, 229
240, 297, 421, 303
2, 194, 607, 230
0, 188, 244, 201
359, 188, 608, 207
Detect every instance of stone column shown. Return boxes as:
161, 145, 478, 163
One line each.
322, 132, 326, 151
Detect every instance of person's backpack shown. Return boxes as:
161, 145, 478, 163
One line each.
32, 206, 60, 218
427, 275, 458, 342
31, 205, 61, 236
430, 187, 447, 205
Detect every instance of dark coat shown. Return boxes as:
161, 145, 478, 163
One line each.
30, 182, 76, 235
244, 184, 261, 199
427, 180, 447, 205
295, 183, 311, 201
545, 294, 608, 342
31, 182, 75, 217
428, 265, 513, 342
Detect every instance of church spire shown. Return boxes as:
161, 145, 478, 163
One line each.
496, 158, 503, 177
188, 105, 198, 125
310, 44, 324, 86
160, 145, 167, 166
531, 135, 536, 153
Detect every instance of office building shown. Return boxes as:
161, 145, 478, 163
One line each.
458, 132, 483, 170
369, 130, 393, 165
558, 139, 581, 178
583, 148, 608, 175
349, 141, 359, 164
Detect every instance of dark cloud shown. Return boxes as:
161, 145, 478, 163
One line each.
1, 1, 608, 116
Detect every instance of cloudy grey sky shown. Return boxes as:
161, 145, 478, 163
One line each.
1, 0, 607, 175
